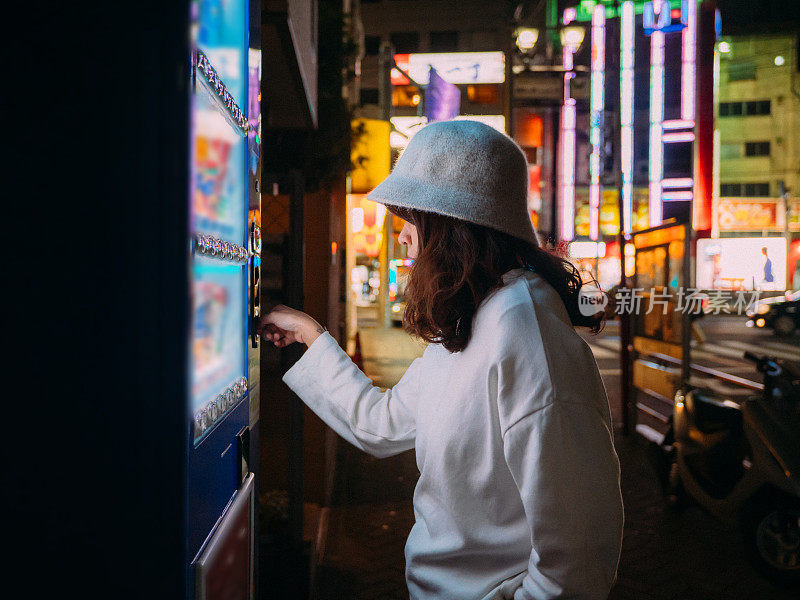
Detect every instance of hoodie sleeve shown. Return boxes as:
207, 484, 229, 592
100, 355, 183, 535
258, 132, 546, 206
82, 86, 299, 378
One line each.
501, 400, 623, 600
282, 331, 424, 458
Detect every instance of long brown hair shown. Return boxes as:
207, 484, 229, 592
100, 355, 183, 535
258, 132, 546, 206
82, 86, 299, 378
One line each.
386, 204, 604, 353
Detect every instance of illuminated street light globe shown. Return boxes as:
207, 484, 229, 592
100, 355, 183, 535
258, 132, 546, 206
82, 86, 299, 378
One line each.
718, 41, 731, 53
774, 55, 785, 66
560, 25, 585, 53
516, 28, 539, 52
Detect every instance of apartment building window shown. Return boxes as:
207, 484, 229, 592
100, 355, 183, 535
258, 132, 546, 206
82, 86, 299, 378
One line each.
429, 31, 459, 52
390, 31, 419, 54
727, 61, 756, 81
745, 100, 770, 115
744, 182, 770, 196
720, 143, 742, 159
360, 88, 379, 105
719, 101, 743, 116
720, 100, 771, 117
720, 182, 770, 196
364, 35, 381, 56
720, 183, 740, 196
744, 141, 770, 157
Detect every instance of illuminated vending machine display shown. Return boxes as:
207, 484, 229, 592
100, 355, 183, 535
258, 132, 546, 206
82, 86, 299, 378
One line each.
187, 0, 259, 597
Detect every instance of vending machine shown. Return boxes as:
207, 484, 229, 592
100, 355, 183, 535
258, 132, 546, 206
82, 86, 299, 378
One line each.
187, 0, 260, 597
15, 1, 264, 597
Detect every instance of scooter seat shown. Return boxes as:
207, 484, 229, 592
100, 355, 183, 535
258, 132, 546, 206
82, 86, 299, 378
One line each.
685, 390, 742, 434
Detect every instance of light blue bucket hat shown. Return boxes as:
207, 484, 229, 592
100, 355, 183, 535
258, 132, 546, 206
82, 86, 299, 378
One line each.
366, 119, 539, 247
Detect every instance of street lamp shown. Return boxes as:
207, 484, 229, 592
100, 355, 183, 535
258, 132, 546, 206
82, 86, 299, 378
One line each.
560, 25, 585, 54
515, 28, 540, 52
509, 2, 589, 245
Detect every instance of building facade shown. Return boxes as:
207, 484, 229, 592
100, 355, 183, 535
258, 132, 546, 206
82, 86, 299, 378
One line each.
718, 32, 800, 201
356, 0, 509, 121
715, 31, 799, 289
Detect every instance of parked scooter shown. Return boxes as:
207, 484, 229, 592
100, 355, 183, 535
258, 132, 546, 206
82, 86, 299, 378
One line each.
660, 352, 800, 585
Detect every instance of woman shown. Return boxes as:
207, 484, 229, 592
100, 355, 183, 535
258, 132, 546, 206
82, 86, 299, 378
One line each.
260, 120, 623, 599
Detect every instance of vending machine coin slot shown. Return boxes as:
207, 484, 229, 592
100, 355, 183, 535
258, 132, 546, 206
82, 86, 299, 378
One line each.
249, 222, 261, 348
236, 425, 250, 487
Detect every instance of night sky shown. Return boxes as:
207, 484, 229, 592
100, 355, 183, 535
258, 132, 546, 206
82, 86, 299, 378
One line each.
715, 0, 800, 33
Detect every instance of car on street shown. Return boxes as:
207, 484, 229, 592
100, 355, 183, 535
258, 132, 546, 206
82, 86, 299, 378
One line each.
390, 299, 406, 326
746, 290, 800, 336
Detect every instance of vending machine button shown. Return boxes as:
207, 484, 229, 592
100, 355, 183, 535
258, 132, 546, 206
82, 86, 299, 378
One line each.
194, 413, 205, 438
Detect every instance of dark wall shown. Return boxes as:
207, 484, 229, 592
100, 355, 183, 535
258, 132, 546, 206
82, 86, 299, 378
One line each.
11, 2, 191, 598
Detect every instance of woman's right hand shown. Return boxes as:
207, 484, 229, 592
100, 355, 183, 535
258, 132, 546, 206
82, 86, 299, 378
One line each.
259, 304, 324, 348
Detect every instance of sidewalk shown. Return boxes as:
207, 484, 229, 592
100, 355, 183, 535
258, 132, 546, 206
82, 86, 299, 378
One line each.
310, 326, 795, 600
312, 327, 424, 600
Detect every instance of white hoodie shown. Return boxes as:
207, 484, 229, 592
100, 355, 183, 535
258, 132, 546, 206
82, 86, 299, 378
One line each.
282, 267, 624, 599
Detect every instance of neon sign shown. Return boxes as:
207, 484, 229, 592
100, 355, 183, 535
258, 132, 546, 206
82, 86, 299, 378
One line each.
620, 1, 635, 234
559, 0, 700, 240
559, 8, 579, 240
589, 4, 605, 241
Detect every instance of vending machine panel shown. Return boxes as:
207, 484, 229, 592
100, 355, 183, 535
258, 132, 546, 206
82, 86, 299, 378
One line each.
187, 0, 255, 595
194, 474, 255, 600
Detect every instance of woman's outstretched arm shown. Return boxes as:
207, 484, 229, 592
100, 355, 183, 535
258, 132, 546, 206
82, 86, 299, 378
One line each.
280, 329, 425, 458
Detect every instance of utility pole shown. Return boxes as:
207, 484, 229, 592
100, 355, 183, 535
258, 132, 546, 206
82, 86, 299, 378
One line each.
378, 41, 393, 122
377, 41, 394, 328
504, 19, 514, 136
780, 181, 792, 291
611, 0, 633, 435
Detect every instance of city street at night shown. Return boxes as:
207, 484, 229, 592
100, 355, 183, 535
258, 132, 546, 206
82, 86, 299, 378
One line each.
16, 1, 800, 599
586, 315, 800, 427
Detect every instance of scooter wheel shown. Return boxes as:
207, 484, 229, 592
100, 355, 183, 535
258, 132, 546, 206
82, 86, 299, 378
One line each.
740, 490, 800, 588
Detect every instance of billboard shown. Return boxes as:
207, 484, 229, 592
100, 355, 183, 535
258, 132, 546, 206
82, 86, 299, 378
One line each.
349, 194, 387, 258
351, 118, 391, 193
789, 198, 800, 232
390, 115, 505, 149
716, 198, 785, 232
697, 237, 787, 291
390, 116, 427, 148
392, 52, 505, 86
574, 187, 650, 237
